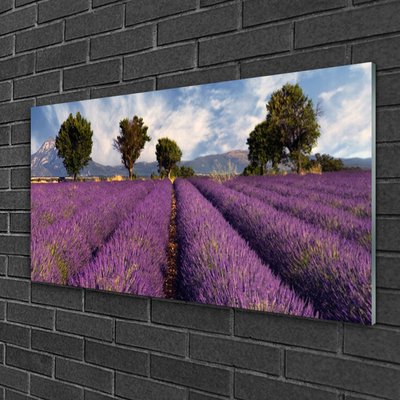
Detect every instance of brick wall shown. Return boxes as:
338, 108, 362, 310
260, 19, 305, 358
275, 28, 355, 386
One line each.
1, 0, 399, 399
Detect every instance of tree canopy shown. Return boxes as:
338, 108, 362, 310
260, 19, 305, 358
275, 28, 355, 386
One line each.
243, 162, 262, 176
179, 165, 195, 178
113, 115, 150, 180
159, 165, 195, 179
155, 138, 182, 179
55, 112, 93, 182
315, 153, 345, 172
246, 119, 284, 175
267, 83, 321, 174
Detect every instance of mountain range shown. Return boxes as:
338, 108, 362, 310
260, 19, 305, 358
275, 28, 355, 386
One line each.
31, 137, 371, 178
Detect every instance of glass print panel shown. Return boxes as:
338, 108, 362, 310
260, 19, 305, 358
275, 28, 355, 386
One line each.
31, 63, 376, 324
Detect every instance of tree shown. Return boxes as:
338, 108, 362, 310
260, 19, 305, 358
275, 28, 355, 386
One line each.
159, 165, 194, 179
159, 165, 179, 179
289, 153, 313, 173
55, 112, 93, 182
267, 83, 321, 174
246, 119, 284, 174
155, 138, 182, 179
179, 165, 195, 178
113, 116, 150, 180
243, 162, 262, 176
315, 153, 344, 172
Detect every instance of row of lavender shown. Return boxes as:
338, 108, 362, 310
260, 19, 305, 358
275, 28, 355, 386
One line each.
31, 179, 317, 318
31, 170, 372, 323
190, 171, 372, 324
255, 170, 371, 200
225, 178, 371, 251
70, 179, 172, 296
174, 179, 315, 316
231, 170, 371, 218
31, 180, 171, 295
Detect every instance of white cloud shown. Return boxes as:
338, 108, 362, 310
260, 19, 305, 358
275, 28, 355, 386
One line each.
197, 73, 301, 157
246, 73, 300, 116
33, 64, 373, 165
31, 134, 41, 154
319, 86, 345, 102
349, 62, 373, 73
146, 102, 213, 162
313, 65, 372, 158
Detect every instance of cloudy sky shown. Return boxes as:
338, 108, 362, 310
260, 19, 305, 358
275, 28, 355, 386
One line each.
31, 63, 373, 166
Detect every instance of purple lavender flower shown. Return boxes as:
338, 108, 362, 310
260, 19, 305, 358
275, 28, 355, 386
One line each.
174, 178, 315, 317
192, 176, 372, 324
69, 179, 172, 297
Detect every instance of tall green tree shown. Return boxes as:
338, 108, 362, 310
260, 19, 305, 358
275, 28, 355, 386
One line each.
246, 119, 284, 175
267, 83, 321, 174
315, 153, 344, 172
155, 138, 182, 179
243, 162, 262, 176
113, 115, 150, 180
55, 112, 93, 182
179, 165, 195, 178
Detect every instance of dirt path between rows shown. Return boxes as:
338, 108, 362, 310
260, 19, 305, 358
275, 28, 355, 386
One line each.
164, 186, 178, 299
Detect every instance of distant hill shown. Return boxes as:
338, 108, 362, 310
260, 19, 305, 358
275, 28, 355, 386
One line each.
31, 137, 251, 177
31, 137, 372, 178
183, 149, 249, 175
338, 157, 372, 169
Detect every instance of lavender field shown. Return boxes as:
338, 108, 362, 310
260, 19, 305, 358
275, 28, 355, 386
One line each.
31, 170, 372, 324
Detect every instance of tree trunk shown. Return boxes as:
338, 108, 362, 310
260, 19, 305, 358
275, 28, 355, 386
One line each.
74, 173, 77, 182
129, 168, 133, 180
297, 151, 302, 174
168, 169, 171, 179
261, 163, 266, 175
